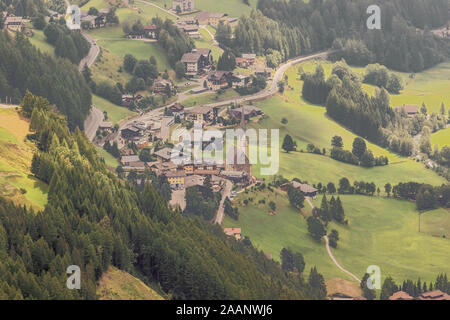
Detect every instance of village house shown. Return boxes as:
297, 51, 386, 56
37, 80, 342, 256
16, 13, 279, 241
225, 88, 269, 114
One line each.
99, 121, 113, 131
254, 65, 272, 79
121, 126, 142, 140
123, 161, 146, 172
184, 105, 215, 124
223, 227, 242, 240
172, 0, 194, 13
206, 70, 232, 91
241, 53, 256, 65
176, 23, 201, 38
143, 24, 158, 39
388, 291, 414, 300
153, 79, 174, 94
150, 161, 179, 175
169, 103, 185, 119
184, 174, 205, 188
395, 104, 419, 117
231, 74, 251, 88
153, 147, 174, 163
228, 105, 263, 120
4, 16, 24, 32
195, 12, 226, 27
417, 290, 450, 300
121, 155, 140, 166
122, 94, 143, 108
280, 181, 318, 198
180, 48, 212, 76
165, 170, 186, 188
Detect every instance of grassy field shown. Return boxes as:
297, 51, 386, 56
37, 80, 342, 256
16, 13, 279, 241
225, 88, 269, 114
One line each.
194, 0, 258, 17
97, 266, 164, 300
431, 127, 450, 149
323, 195, 450, 284
390, 62, 450, 114
27, 30, 55, 57
0, 108, 48, 210
91, 47, 132, 86
92, 95, 137, 124
195, 28, 223, 63
225, 190, 450, 284
96, 146, 120, 168
183, 89, 240, 107
421, 207, 450, 238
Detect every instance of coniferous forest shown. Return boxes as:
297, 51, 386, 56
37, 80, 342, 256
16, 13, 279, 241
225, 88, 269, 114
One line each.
0, 33, 92, 129
221, 0, 450, 72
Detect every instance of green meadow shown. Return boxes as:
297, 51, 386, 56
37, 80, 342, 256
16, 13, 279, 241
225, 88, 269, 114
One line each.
194, 0, 258, 17
431, 127, 450, 149
0, 109, 48, 210
224, 189, 450, 284
96, 146, 120, 168
182, 89, 240, 107
28, 30, 55, 57
92, 95, 137, 124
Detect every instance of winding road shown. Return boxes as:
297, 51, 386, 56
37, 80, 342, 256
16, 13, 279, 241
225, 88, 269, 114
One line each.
305, 197, 361, 283
214, 179, 233, 225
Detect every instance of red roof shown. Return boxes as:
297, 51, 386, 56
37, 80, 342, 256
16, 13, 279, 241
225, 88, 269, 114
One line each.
144, 24, 157, 30
388, 291, 413, 300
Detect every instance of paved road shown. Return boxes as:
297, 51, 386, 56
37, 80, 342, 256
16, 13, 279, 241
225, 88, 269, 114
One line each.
84, 106, 104, 141
214, 179, 233, 225
78, 32, 100, 71
305, 196, 361, 283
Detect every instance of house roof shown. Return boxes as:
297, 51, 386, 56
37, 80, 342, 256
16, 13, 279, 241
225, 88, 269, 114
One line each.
185, 175, 205, 187
395, 104, 419, 114
165, 170, 186, 178
185, 105, 213, 115
169, 103, 184, 112
153, 147, 173, 160
388, 291, 414, 300
99, 121, 113, 128
143, 24, 157, 30
418, 290, 450, 300
242, 53, 256, 60
230, 105, 262, 116
224, 227, 241, 235
290, 181, 318, 193
181, 52, 202, 63
121, 155, 140, 163
81, 15, 97, 22
207, 70, 231, 81
5, 16, 23, 24
195, 12, 225, 21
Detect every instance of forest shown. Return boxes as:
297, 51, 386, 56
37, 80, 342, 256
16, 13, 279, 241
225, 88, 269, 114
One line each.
219, 0, 450, 73
0, 33, 91, 129
0, 92, 325, 300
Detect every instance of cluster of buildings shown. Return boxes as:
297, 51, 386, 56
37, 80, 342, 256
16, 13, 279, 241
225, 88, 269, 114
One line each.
388, 290, 450, 300
195, 11, 238, 27
1, 13, 25, 32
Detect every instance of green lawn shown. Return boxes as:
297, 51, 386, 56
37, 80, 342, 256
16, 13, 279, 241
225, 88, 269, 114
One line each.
225, 190, 450, 284
96, 146, 120, 168
28, 29, 55, 57
182, 89, 240, 107
431, 127, 450, 149
91, 47, 132, 86
195, 29, 223, 63
92, 95, 137, 124
0, 109, 48, 210
194, 0, 258, 17
421, 207, 450, 238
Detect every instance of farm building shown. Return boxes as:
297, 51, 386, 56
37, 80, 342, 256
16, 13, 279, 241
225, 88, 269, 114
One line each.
281, 181, 318, 198
223, 228, 241, 240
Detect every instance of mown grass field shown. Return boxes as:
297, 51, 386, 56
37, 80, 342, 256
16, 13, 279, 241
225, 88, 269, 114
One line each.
431, 127, 450, 149
421, 207, 450, 238
194, 0, 257, 17
0, 108, 48, 210
225, 190, 450, 284
28, 30, 55, 57
92, 95, 137, 124
97, 266, 164, 300
195, 28, 223, 62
